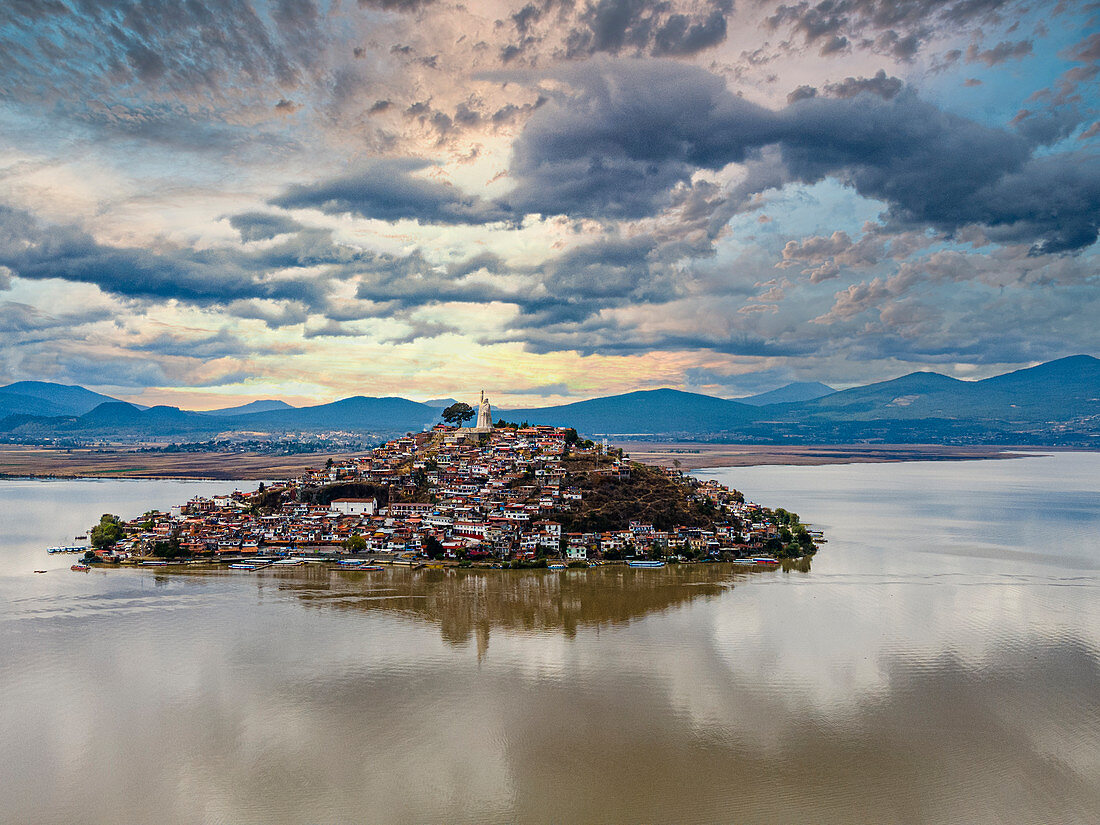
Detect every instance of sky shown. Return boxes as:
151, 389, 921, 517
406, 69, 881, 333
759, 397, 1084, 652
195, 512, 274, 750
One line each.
0, 0, 1097, 410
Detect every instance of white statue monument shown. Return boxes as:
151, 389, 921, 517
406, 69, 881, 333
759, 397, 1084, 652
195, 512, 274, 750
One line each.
474, 390, 493, 432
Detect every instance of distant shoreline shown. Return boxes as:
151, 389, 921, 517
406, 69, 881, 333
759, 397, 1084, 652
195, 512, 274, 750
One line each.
623, 443, 1048, 471
0, 443, 1064, 480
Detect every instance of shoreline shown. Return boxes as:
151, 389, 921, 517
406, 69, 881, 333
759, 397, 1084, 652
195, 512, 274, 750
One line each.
600, 443, 1047, 471
0, 443, 1064, 479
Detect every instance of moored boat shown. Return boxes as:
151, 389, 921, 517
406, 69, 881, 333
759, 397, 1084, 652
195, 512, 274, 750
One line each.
752, 556, 779, 565
228, 563, 257, 570
627, 559, 666, 568
70, 563, 89, 572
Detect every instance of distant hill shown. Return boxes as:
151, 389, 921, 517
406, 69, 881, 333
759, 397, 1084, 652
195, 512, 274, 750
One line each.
233, 396, 438, 433
198, 399, 294, 416
737, 381, 834, 406
504, 388, 761, 435
73, 402, 215, 435
0, 381, 121, 417
786, 356, 1100, 425
787, 371, 967, 421
423, 398, 461, 409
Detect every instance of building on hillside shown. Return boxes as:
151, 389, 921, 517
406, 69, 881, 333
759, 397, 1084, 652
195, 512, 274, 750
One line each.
330, 498, 377, 516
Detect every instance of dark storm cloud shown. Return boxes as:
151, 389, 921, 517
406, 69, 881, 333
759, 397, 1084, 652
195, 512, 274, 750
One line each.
228, 212, 306, 242
0, 205, 362, 308
503, 60, 1100, 252
506, 60, 783, 219
270, 159, 513, 225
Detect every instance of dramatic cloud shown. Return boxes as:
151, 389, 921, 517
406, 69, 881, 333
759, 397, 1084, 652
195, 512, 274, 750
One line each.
0, 206, 349, 308
271, 159, 513, 225
766, 0, 1016, 60
502, 60, 1100, 252
228, 212, 305, 242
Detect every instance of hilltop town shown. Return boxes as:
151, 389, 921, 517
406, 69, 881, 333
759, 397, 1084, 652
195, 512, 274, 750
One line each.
82, 397, 820, 568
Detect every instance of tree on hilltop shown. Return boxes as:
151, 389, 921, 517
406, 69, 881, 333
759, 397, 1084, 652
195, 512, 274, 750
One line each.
441, 402, 475, 426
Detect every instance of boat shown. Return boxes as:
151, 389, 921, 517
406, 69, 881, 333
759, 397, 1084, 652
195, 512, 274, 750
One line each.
34, 569, 47, 574
356, 564, 384, 571
627, 560, 666, 568
46, 545, 89, 554
70, 564, 89, 572
74, 535, 87, 540
752, 557, 779, 565
141, 559, 168, 565
547, 562, 566, 570
732, 558, 757, 565
228, 563, 257, 570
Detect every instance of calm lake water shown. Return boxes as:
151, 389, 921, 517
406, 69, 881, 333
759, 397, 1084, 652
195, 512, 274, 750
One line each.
1, 455, 1098, 824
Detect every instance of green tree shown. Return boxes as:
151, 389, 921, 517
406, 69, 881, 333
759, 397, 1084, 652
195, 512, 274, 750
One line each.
152, 535, 184, 559
423, 534, 445, 560
344, 534, 367, 552
90, 514, 125, 551
442, 402, 475, 426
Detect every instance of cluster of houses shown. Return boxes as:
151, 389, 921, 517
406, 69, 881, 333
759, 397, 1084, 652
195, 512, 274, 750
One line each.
97, 423, 805, 563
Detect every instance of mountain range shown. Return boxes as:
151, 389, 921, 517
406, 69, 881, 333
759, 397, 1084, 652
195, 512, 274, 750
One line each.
1, 355, 1097, 446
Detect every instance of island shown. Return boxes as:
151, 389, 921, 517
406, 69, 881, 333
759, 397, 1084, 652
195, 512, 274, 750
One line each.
78, 403, 820, 571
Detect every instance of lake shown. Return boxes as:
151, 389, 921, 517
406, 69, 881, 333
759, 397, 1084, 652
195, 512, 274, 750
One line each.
1, 454, 1098, 824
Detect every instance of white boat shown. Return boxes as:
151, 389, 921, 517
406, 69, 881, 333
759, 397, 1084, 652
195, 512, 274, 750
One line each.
626, 560, 666, 568
228, 563, 257, 570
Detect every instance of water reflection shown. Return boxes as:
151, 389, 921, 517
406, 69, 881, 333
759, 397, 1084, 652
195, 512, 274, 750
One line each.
252, 563, 800, 647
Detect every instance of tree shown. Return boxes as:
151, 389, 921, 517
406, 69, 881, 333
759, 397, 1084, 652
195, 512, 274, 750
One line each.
423, 534, 445, 559
344, 534, 367, 552
152, 535, 184, 559
90, 514, 125, 551
441, 402, 475, 426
